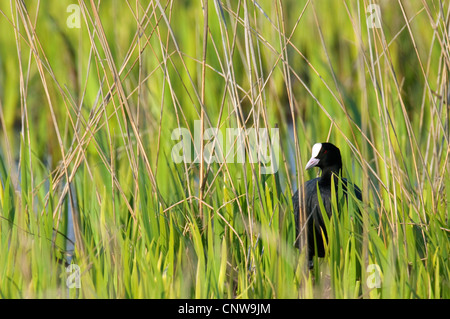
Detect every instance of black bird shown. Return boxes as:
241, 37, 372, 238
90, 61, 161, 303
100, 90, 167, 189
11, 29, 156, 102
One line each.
292, 142, 362, 268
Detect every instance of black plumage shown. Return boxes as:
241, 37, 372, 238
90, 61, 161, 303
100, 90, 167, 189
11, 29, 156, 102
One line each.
292, 142, 362, 268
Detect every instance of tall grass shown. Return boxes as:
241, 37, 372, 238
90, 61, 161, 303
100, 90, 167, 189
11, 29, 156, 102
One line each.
0, 0, 448, 298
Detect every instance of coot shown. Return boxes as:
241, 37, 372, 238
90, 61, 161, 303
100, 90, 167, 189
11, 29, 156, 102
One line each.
292, 142, 362, 268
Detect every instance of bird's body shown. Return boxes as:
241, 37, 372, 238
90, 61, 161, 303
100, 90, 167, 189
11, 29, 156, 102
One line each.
292, 143, 362, 268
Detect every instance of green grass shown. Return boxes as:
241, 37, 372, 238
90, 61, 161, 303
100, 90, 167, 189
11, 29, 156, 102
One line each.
0, 0, 448, 298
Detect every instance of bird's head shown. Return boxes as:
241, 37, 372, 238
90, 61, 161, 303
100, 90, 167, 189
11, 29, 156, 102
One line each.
305, 142, 342, 172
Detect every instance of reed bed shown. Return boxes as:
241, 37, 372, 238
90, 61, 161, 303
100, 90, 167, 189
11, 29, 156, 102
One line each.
0, 0, 448, 298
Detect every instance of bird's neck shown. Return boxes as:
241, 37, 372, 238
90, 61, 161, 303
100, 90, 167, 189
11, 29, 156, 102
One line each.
319, 165, 342, 186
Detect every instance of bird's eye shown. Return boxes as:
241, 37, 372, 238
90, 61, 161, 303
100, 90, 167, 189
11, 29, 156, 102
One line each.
323, 150, 328, 155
